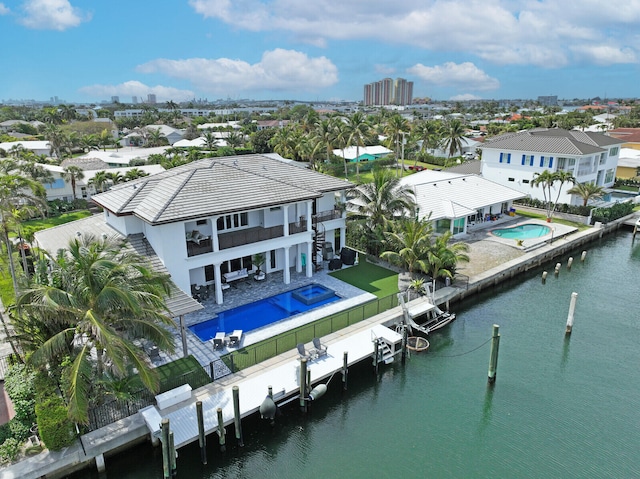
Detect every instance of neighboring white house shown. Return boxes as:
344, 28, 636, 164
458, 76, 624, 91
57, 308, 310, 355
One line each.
426, 136, 481, 159
50, 155, 352, 305
0, 140, 51, 156
76, 146, 171, 167
400, 170, 525, 237
120, 125, 185, 146
480, 129, 625, 206
41, 163, 165, 201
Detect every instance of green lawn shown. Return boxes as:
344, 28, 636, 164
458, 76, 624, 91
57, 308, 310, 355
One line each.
129, 355, 211, 393
20, 211, 92, 237
329, 260, 399, 298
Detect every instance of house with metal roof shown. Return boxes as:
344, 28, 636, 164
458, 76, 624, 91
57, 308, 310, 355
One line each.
87, 154, 352, 305
400, 170, 525, 237
480, 129, 625, 205
332, 145, 393, 163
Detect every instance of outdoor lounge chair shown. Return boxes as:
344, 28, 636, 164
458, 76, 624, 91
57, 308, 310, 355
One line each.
228, 330, 243, 347
297, 343, 313, 360
212, 331, 226, 350
311, 337, 328, 357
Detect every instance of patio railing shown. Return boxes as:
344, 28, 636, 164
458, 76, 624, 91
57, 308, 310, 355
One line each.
220, 292, 399, 373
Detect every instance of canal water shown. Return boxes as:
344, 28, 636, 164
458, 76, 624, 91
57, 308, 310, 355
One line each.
71, 231, 640, 478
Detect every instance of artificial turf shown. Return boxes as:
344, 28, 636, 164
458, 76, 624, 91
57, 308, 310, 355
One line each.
328, 260, 399, 298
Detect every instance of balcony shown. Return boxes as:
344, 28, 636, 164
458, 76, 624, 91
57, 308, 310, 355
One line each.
218, 220, 310, 250
313, 209, 342, 224
187, 237, 213, 257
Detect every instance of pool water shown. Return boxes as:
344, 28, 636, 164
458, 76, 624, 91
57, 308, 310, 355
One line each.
491, 223, 551, 240
189, 284, 339, 341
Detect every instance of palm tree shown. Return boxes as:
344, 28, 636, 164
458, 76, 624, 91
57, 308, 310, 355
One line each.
105, 171, 124, 186
15, 235, 176, 423
381, 218, 433, 276
441, 118, 466, 158
551, 170, 576, 211
383, 114, 409, 177
0, 175, 46, 294
426, 231, 469, 300
312, 119, 338, 170
346, 112, 372, 181
270, 125, 298, 160
89, 170, 109, 193
62, 165, 85, 201
413, 120, 441, 164
43, 123, 66, 159
567, 182, 605, 207
531, 170, 556, 220
202, 131, 218, 152
124, 168, 149, 182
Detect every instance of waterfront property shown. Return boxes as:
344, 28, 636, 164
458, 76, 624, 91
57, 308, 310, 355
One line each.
85, 154, 352, 305
491, 223, 551, 240
480, 128, 625, 205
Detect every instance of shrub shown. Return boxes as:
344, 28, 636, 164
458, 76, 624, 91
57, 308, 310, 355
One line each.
8, 418, 31, 441
35, 397, 75, 451
0, 438, 21, 464
0, 423, 11, 444
4, 364, 36, 429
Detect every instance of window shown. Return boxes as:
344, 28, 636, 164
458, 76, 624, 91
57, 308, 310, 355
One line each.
205, 264, 214, 282
605, 169, 615, 183
44, 178, 65, 189
216, 213, 249, 232
508, 177, 515, 182
453, 218, 465, 234
196, 219, 207, 226
270, 249, 276, 269
539, 156, 554, 168
522, 179, 530, 184
522, 155, 534, 166
499, 152, 511, 164
599, 152, 607, 165
610, 147, 619, 156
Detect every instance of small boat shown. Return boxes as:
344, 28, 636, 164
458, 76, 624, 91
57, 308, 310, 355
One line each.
398, 294, 456, 337
407, 336, 430, 352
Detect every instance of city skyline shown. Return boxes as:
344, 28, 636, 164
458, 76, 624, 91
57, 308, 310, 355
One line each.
1, 1, 639, 104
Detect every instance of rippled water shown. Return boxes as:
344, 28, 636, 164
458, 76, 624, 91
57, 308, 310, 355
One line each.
72, 231, 640, 479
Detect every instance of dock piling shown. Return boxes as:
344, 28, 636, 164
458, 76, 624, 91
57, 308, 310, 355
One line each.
487, 324, 500, 384
216, 407, 226, 452
161, 418, 170, 479
232, 386, 244, 447
567, 257, 573, 270
554, 263, 561, 276
566, 292, 578, 334
196, 401, 207, 464
169, 431, 177, 478
541, 271, 548, 283
581, 250, 587, 261
299, 358, 308, 413
373, 339, 380, 375
401, 323, 408, 364
342, 351, 348, 391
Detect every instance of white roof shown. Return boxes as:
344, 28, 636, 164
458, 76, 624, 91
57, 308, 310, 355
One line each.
82, 165, 165, 182
332, 145, 392, 160
197, 122, 241, 129
76, 147, 171, 164
401, 170, 526, 221
173, 137, 207, 148
618, 147, 640, 168
0, 140, 50, 151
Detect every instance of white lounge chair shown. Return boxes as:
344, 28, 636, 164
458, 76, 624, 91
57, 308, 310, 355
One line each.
229, 330, 243, 347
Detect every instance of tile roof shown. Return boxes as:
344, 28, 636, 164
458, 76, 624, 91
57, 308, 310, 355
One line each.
401, 170, 525, 221
608, 128, 640, 143
92, 155, 353, 225
481, 128, 624, 155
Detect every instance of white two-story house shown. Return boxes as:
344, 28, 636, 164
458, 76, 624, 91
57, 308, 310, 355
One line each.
89, 155, 352, 305
480, 129, 625, 205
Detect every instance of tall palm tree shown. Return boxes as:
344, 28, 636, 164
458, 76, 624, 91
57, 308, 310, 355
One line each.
346, 112, 372, 181
62, 165, 85, 201
383, 114, 409, 177
441, 118, 466, 158
124, 168, 149, 182
89, 170, 109, 193
312, 119, 338, 169
552, 170, 576, 211
333, 120, 350, 178
43, 123, 66, 159
16, 235, 176, 423
202, 131, 218, 152
413, 120, 441, 164
566, 182, 605, 207
105, 171, 124, 187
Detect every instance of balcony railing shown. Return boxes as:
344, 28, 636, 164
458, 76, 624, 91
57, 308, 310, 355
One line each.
187, 238, 213, 257
218, 225, 283, 249
313, 209, 342, 224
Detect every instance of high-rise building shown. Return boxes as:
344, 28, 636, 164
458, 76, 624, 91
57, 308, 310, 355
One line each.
132, 96, 138, 104
111, 96, 120, 103
537, 95, 558, 106
364, 78, 413, 106
147, 93, 157, 104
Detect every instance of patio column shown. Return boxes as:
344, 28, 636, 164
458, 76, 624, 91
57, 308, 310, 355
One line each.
214, 262, 224, 305
211, 217, 219, 252
295, 244, 302, 273
283, 204, 290, 236
283, 246, 291, 284
306, 201, 313, 232
306, 241, 313, 278
340, 226, 346, 251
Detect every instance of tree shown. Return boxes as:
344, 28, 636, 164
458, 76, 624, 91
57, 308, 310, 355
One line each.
15, 235, 176, 423
251, 128, 276, 153
43, 123, 66, 159
531, 170, 575, 221
567, 181, 604, 207
381, 218, 433, 276
441, 118, 466, 158
413, 120, 440, 164
89, 170, 109, 193
346, 112, 372, 181
62, 165, 85, 201
383, 114, 409, 177
426, 231, 469, 300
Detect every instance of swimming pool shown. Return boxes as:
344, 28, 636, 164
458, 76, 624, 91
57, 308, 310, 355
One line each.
188, 284, 340, 341
491, 223, 551, 240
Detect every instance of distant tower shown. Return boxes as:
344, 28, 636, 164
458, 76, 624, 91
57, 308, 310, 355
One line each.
111, 96, 119, 103
132, 96, 138, 104
363, 77, 413, 106
147, 93, 157, 104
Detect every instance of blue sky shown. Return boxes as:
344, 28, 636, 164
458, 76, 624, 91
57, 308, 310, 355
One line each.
1, 0, 639, 104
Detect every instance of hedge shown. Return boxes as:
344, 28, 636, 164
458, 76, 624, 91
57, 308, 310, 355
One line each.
35, 397, 75, 451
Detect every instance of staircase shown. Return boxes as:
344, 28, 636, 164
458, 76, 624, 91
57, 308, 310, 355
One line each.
375, 338, 395, 364
312, 222, 325, 272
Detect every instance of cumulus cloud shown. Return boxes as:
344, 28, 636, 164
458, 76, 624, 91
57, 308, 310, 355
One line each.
570, 45, 637, 65
188, 0, 640, 68
407, 62, 500, 91
18, 0, 89, 30
78, 81, 194, 102
450, 93, 483, 101
374, 64, 396, 75
137, 49, 338, 95
0, 3, 10, 15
